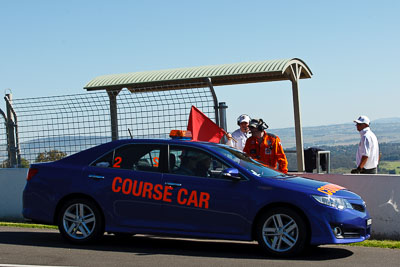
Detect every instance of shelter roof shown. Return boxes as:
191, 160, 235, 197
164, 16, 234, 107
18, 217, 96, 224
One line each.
84, 58, 312, 91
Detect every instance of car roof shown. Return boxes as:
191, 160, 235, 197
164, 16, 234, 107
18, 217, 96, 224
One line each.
108, 138, 225, 148
51, 138, 227, 166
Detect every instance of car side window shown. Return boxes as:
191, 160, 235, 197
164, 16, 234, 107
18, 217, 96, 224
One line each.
92, 151, 114, 168
92, 144, 163, 173
169, 146, 229, 179
132, 148, 161, 172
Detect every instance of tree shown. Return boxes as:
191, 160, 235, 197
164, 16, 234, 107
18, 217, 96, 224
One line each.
35, 150, 67, 163
1, 157, 30, 168
0, 159, 9, 168
20, 157, 30, 168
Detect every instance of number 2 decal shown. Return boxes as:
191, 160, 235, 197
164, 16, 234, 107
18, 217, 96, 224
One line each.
153, 157, 159, 167
113, 156, 122, 168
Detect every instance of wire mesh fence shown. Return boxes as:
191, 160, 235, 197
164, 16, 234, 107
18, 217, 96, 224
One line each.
0, 83, 217, 167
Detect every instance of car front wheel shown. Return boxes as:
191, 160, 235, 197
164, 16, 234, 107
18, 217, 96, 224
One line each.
256, 207, 307, 257
57, 198, 104, 244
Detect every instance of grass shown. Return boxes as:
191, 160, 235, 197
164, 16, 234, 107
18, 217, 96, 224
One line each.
0, 221, 57, 229
347, 239, 400, 249
379, 160, 400, 174
1, 222, 399, 249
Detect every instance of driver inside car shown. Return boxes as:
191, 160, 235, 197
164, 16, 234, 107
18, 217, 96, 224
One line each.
175, 150, 211, 177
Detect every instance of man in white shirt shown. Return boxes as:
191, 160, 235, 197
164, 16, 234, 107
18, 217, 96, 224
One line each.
351, 115, 379, 174
226, 114, 251, 151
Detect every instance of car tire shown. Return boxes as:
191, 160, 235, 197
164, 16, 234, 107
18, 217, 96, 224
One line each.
256, 207, 307, 257
57, 198, 104, 244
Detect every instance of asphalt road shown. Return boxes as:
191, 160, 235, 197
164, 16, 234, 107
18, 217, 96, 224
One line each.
0, 226, 399, 267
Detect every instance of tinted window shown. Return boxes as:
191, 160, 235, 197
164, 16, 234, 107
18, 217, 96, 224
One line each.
92, 151, 114, 168
169, 146, 229, 178
92, 144, 163, 173
211, 145, 287, 178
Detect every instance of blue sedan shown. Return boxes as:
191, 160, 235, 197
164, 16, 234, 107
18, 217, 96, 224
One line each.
23, 133, 371, 257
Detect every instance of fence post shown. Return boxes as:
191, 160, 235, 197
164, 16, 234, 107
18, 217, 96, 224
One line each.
5, 94, 17, 167
0, 109, 8, 167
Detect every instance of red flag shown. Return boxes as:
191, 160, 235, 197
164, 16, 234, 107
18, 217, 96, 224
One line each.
187, 106, 225, 143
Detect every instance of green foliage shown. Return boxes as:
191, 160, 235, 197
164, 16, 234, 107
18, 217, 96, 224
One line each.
1, 157, 30, 168
35, 149, 67, 163
379, 143, 400, 160
318, 144, 357, 170
20, 157, 30, 168
0, 159, 9, 168
378, 161, 400, 174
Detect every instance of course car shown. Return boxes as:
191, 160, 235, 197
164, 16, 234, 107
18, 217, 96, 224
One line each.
23, 131, 371, 257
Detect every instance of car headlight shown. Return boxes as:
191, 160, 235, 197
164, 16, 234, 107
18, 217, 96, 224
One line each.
312, 195, 353, 210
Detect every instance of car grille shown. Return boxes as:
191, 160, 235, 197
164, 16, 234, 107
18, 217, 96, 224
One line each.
351, 203, 366, 212
342, 229, 362, 239
331, 224, 370, 239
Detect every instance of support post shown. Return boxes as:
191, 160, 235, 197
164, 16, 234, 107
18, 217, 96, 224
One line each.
5, 94, 17, 167
292, 79, 305, 172
107, 89, 121, 141
287, 63, 305, 172
218, 102, 228, 131
206, 78, 220, 126
218, 102, 228, 143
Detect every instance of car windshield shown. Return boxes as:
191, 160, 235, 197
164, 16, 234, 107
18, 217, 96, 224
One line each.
211, 145, 289, 178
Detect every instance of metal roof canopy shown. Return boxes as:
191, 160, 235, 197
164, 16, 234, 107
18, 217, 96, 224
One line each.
84, 58, 312, 172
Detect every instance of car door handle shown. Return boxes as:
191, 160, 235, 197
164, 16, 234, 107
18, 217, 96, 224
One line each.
164, 182, 182, 187
88, 174, 105, 179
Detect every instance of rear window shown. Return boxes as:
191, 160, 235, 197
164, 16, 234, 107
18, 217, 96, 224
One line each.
91, 144, 163, 173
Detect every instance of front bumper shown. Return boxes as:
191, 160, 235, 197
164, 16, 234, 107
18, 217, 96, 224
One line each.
308, 203, 371, 245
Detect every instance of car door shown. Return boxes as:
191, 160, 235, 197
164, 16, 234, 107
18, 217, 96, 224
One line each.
84, 143, 166, 229
162, 145, 253, 236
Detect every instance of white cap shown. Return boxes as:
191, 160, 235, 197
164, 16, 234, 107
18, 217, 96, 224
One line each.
237, 114, 250, 124
354, 115, 370, 125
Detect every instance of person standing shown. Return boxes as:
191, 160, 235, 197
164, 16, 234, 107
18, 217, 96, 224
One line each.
244, 118, 288, 173
226, 114, 251, 151
351, 115, 379, 174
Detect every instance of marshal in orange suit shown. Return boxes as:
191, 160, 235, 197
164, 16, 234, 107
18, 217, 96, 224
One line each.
243, 118, 288, 173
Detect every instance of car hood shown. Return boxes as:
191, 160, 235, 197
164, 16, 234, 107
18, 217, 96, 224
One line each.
277, 175, 361, 199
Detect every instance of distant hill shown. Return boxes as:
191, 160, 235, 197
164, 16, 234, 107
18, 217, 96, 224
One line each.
18, 118, 400, 154
13, 133, 169, 164
270, 117, 400, 149
372, 117, 400, 123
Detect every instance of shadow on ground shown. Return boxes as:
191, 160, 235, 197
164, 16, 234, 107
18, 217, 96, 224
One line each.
0, 227, 353, 261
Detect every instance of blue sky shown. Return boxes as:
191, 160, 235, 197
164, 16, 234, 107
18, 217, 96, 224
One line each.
1, 0, 399, 131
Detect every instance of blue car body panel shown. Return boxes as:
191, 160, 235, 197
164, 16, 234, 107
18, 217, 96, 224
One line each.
23, 139, 371, 245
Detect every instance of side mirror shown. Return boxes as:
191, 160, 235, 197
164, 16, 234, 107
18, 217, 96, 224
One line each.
222, 168, 241, 181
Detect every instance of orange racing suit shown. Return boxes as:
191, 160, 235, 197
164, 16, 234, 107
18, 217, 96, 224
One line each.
243, 131, 288, 173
